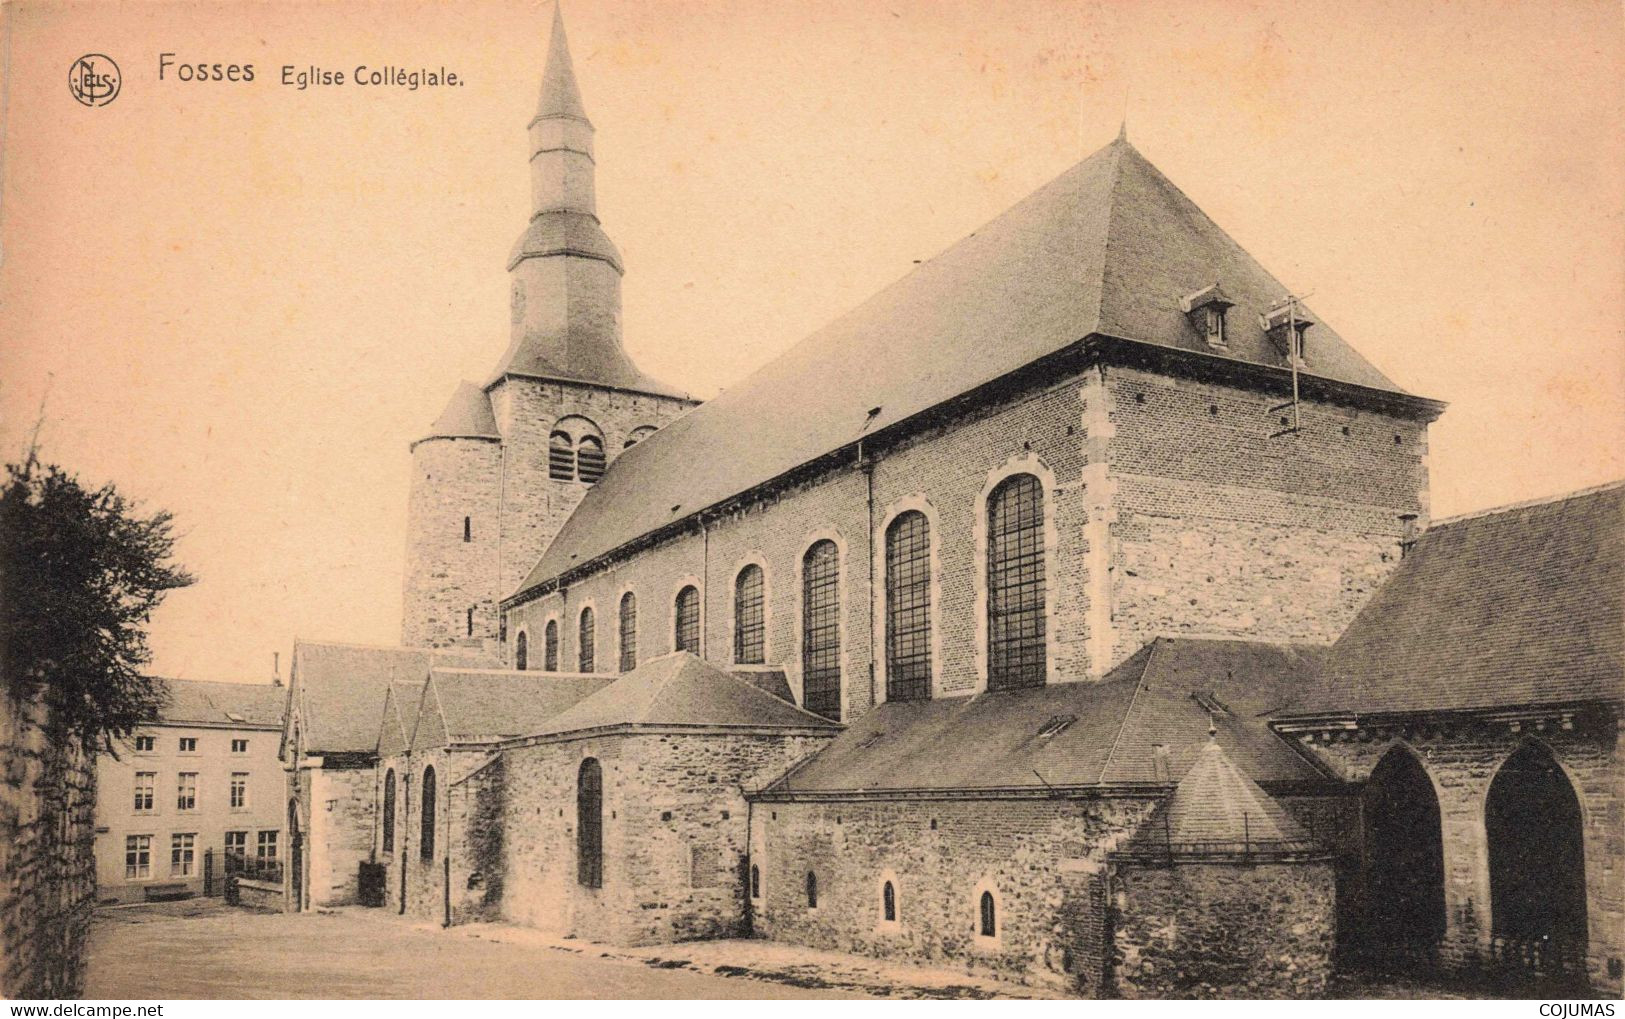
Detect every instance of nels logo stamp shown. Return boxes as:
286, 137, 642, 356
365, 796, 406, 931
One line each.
69, 54, 120, 107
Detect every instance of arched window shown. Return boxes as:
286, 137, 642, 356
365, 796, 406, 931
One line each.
578, 607, 595, 673
577, 758, 602, 888
675, 585, 700, 654
420, 766, 436, 862
979, 891, 996, 937
1486, 742, 1588, 950
883, 881, 897, 922
750, 864, 761, 899
987, 473, 1046, 690
619, 592, 637, 673
544, 620, 559, 672
577, 435, 606, 484
548, 430, 575, 481
623, 425, 657, 449
381, 769, 396, 853
801, 540, 841, 720
806, 871, 818, 909
515, 631, 528, 672
733, 565, 765, 664
885, 511, 932, 701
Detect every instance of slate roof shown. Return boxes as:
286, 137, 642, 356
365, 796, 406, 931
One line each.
517, 135, 1422, 598
289, 640, 498, 755
413, 669, 615, 750
768, 638, 1326, 795
376, 681, 424, 758
1281, 482, 1625, 718
156, 678, 284, 729
528, 652, 841, 738
418, 381, 500, 444
1124, 738, 1311, 854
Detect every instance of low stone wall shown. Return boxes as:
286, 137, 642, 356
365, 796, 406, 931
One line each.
1109, 858, 1335, 998
233, 878, 285, 914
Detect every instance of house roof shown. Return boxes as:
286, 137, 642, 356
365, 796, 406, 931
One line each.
516, 135, 1422, 598
376, 681, 424, 758
769, 638, 1327, 795
1281, 482, 1625, 719
417, 381, 499, 444
1125, 737, 1311, 853
527, 652, 841, 739
413, 669, 615, 750
155, 678, 284, 729
290, 640, 498, 755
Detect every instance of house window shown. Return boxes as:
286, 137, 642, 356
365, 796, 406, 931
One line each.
1205, 305, 1226, 345
420, 766, 437, 862
125, 835, 151, 879
382, 769, 396, 853
257, 830, 279, 861
733, 565, 765, 664
548, 430, 575, 481
515, 630, 528, 671
230, 772, 249, 810
463, 516, 472, 543
170, 833, 196, 877
801, 540, 841, 720
577, 758, 603, 888
224, 831, 247, 861
675, 585, 700, 654
883, 881, 897, 922
231, 738, 248, 753
987, 473, 1046, 691
806, 871, 818, 909
750, 864, 761, 899
619, 592, 637, 673
544, 620, 559, 671
134, 735, 155, 753
576, 435, 606, 484
979, 890, 997, 938
578, 607, 596, 672
885, 511, 932, 701
178, 737, 197, 753
176, 772, 197, 812
133, 772, 155, 813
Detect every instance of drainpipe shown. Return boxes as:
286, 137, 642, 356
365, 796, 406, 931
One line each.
701, 514, 711, 659
861, 439, 877, 709
442, 768, 454, 928
399, 771, 410, 915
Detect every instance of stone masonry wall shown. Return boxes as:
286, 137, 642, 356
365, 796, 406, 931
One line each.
1109, 859, 1336, 998
306, 764, 374, 907
402, 437, 502, 650
1, 688, 96, 998
500, 732, 829, 945
753, 797, 1159, 994
1298, 719, 1623, 994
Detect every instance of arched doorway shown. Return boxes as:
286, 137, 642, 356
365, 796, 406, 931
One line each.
1486, 742, 1588, 975
1360, 747, 1446, 969
287, 799, 303, 913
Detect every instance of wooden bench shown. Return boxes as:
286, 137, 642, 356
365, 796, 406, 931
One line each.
143, 882, 192, 902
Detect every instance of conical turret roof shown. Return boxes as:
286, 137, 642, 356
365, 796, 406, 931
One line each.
418, 381, 499, 443
1131, 737, 1311, 853
537, 2, 587, 122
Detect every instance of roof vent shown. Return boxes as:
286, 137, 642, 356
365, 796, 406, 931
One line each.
1036, 714, 1078, 739
224, 711, 245, 723
1191, 691, 1231, 716
1181, 284, 1234, 349
856, 731, 885, 749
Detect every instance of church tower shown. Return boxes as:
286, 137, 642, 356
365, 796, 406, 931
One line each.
403, 4, 695, 651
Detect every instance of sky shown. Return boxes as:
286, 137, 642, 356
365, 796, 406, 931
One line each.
2, 0, 1621, 685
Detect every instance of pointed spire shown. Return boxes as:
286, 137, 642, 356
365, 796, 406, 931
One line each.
538, 2, 588, 122
1117, 118, 1128, 143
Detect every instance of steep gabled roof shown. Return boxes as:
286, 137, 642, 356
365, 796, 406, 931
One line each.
412, 669, 615, 751
289, 640, 498, 755
155, 678, 284, 729
528, 652, 840, 738
767, 638, 1326, 795
376, 681, 424, 758
517, 136, 1420, 597
1281, 482, 1625, 719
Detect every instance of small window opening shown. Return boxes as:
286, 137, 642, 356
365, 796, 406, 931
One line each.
548, 430, 575, 481
466, 607, 474, 637
1181, 284, 1234, 349
806, 872, 818, 909
979, 891, 996, 937
883, 881, 897, 922
577, 435, 606, 484
750, 864, 761, 899
463, 516, 471, 543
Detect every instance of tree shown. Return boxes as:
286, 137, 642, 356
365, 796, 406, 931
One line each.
0, 453, 194, 752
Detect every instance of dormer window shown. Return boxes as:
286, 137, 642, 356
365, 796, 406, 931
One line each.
1261, 302, 1314, 365
1180, 284, 1234, 349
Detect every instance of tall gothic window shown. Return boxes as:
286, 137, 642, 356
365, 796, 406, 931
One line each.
675, 585, 700, 654
733, 565, 765, 664
885, 511, 932, 701
801, 540, 841, 720
619, 592, 637, 673
987, 474, 1046, 690
577, 758, 603, 888
420, 766, 436, 862
382, 769, 396, 853
544, 620, 559, 672
515, 630, 528, 671
578, 607, 596, 673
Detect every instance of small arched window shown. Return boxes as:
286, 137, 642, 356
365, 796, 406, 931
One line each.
515, 631, 528, 672
979, 890, 996, 937
750, 864, 761, 899
883, 881, 897, 922
801, 540, 841, 720
466, 606, 474, 638
623, 425, 658, 449
675, 585, 700, 654
550, 417, 606, 484
577, 758, 603, 888
420, 766, 437, 862
885, 510, 932, 701
577, 435, 606, 484
733, 564, 765, 664
548, 430, 575, 481
463, 516, 472, 543
544, 620, 559, 672
619, 592, 637, 673
987, 473, 1046, 690
806, 871, 818, 909
578, 607, 596, 673
381, 769, 396, 853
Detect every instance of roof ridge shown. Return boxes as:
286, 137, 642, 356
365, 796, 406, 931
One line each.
1098, 639, 1159, 783
1429, 479, 1625, 529
1089, 138, 1132, 339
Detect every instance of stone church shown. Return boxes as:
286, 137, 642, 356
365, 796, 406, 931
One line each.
281, 6, 1623, 997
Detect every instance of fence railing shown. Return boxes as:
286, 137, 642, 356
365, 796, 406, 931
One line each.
224, 851, 284, 885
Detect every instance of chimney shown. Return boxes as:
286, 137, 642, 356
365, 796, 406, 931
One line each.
271, 651, 283, 687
